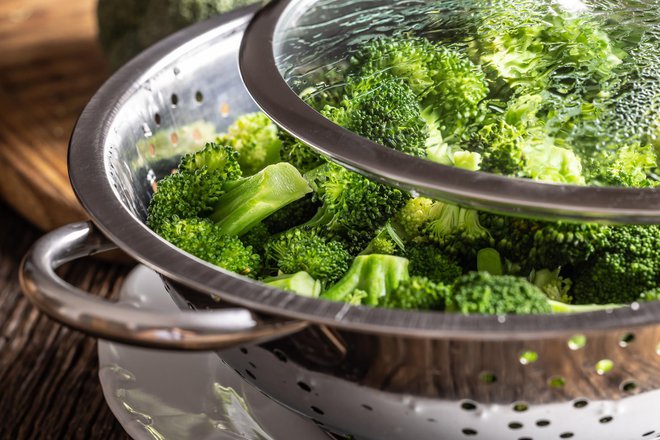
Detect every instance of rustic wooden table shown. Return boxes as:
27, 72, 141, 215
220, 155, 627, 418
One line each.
0, 201, 132, 439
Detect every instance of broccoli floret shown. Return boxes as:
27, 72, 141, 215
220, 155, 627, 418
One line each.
262, 195, 320, 234
425, 203, 494, 266
470, 93, 586, 184
240, 222, 270, 255
449, 272, 551, 314
381, 276, 449, 311
360, 223, 406, 256
474, 0, 624, 96
639, 288, 660, 302
263, 272, 322, 298
588, 142, 658, 188
279, 133, 326, 174
304, 163, 409, 254
406, 244, 462, 284
349, 36, 439, 98
350, 36, 488, 139
158, 217, 260, 277
323, 76, 428, 157
147, 142, 242, 233
395, 199, 494, 266
395, 197, 436, 239
480, 213, 610, 270
264, 228, 351, 285
217, 112, 282, 176
208, 162, 312, 236
572, 225, 660, 305
148, 144, 312, 274
469, 121, 526, 175
322, 254, 410, 306
530, 267, 572, 303
520, 137, 585, 184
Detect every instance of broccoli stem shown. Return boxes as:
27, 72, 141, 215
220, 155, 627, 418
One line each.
263, 272, 322, 298
322, 255, 410, 306
210, 162, 311, 236
548, 300, 623, 314
477, 248, 504, 275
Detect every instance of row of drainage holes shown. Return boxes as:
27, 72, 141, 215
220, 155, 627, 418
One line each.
517, 351, 617, 376
463, 430, 580, 438
153, 91, 205, 126
273, 348, 637, 400
463, 400, 618, 419
462, 429, 660, 439
236, 351, 658, 440
478, 370, 638, 394
246, 348, 639, 424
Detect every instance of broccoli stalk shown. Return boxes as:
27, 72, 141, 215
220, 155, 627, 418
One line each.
147, 143, 311, 277
263, 272, 322, 298
322, 255, 410, 306
209, 162, 311, 236
476, 248, 504, 276
547, 300, 621, 314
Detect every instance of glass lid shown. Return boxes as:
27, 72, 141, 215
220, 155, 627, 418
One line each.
239, 0, 660, 222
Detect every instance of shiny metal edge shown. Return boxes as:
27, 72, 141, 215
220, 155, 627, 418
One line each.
239, 0, 660, 223
19, 221, 307, 350
68, 5, 660, 339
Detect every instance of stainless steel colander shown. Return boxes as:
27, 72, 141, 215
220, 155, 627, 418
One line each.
239, 0, 660, 223
18, 5, 660, 440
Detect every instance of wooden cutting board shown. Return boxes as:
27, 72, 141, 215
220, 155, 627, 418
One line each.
0, 0, 109, 231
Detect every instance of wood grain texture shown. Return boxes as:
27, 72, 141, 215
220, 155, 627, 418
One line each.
0, 0, 109, 231
0, 200, 131, 439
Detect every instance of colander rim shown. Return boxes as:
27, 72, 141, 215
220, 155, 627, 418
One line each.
69, 5, 660, 340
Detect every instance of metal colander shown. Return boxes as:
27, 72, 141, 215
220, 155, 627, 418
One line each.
239, 0, 660, 223
17, 4, 660, 440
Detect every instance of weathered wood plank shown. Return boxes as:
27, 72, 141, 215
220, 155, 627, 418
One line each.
0, 201, 131, 439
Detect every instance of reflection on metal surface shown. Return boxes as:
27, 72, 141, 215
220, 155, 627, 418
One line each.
98, 266, 325, 440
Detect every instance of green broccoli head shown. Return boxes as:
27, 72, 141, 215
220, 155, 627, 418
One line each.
475, 0, 624, 96
279, 133, 326, 174
381, 276, 450, 311
158, 217, 261, 277
406, 244, 463, 284
587, 142, 658, 188
449, 272, 552, 314
304, 163, 409, 254
395, 197, 436, 239
573, 225, 660, 304
424, 203, 494, 266
639, 287, 660, 302
323, 76, 429, 157
147, 142, 242, 233
218, 112, 283, 176
469, 121, 526, 176
350, 36, 488, 140
480, 213, 611, 270
264, 228, 351, 285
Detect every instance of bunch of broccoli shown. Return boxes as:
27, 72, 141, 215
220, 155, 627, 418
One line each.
147, 0, 660, 315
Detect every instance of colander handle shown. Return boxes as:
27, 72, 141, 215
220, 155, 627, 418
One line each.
19, 222, 308, 350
